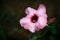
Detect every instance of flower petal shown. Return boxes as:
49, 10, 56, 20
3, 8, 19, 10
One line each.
20, 17, 30, 30
28, 23, 36, 33
35, 26, 40, 32
20, 17, 36, 33
36, 17, 47, 29
37, 4, 46, 16
25, 7, 36, 15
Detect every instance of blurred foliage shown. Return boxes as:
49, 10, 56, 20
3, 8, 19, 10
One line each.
28, 18, 60, 40
0, 25, 6, 40
1, 0, 60, 40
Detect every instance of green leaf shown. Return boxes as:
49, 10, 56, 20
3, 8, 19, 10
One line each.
0, 25, 7, 40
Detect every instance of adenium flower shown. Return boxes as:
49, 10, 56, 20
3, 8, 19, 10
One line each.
19, 4, 48, 33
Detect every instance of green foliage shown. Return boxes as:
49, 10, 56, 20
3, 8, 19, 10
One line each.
0, 25, 6, 40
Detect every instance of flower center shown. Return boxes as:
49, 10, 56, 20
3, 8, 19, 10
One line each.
31, 14, 38, 23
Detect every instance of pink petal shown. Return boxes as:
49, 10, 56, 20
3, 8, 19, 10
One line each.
37, 4, 46, 16
28, 23, 36, 33
25, 7, 36, 15
36, 17, 47, 29
20, 17, 30, 30
20, 17, 36, 33
35, 26, 40, 32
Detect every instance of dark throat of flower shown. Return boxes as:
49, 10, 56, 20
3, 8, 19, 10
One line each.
31, 14, 38, 23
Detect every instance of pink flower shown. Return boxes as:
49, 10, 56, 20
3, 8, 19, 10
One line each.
19, 4, 48, 33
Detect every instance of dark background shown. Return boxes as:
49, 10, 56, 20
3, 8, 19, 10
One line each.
1, 0, 60, 40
